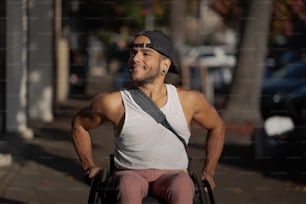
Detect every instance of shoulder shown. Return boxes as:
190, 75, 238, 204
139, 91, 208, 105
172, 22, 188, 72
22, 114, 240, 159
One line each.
176, 87, 208, 104
72, 91, 124, 129
175, 87, 223, 129
175, 87, 213, 115
91, 91, 122, 108
90, 91, 124, 121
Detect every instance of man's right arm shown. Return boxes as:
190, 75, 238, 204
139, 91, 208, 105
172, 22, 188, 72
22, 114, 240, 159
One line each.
71, 92, 123, 178
71, 95, 106, 178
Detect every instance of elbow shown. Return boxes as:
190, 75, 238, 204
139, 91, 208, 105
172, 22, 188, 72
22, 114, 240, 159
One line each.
218, 121, 225, 139
71, 114, 85, 133
71, 115, 79, 130
208, 120, 225, 140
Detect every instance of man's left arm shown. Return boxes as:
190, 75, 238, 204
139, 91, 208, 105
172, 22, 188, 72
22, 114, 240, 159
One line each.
191, 91, 225, 189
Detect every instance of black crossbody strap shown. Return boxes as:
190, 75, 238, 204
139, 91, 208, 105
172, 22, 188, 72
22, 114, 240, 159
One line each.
129, 88, 187, 150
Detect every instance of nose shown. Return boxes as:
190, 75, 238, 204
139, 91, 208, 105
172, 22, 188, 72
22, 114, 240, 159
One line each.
129, 51, 143, 66
128, 53, 137, 69
132, 50, 142, 61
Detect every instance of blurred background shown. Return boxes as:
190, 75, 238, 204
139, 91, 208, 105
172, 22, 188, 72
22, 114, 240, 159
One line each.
0, 0, 306, 203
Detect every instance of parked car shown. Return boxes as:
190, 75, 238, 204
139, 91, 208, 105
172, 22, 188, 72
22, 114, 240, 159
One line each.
260, 60, 306, 123
182, 45, 236, 105
253, 60, 306, 157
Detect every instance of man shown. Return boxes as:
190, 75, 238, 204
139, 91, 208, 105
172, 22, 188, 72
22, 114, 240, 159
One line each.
71, 30, 225, 204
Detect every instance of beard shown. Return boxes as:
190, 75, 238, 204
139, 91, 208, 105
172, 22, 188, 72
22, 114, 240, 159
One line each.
129, 65, 160, 86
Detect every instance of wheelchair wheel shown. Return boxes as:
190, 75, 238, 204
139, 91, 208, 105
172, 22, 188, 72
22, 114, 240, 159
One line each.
190, 172, 215, 204
88, 168, 109, 204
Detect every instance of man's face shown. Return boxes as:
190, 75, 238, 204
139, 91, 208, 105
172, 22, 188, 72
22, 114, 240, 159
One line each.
128, 36, 165, 84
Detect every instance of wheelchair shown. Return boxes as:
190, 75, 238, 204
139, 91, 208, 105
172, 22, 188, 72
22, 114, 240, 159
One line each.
88, 155, 215, 204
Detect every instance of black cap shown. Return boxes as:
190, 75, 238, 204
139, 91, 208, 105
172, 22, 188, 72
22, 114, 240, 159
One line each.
132, 30, 179, 74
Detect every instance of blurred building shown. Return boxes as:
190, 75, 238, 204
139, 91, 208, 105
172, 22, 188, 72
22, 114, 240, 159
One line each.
0, 0, 76, 138
0, 0, 159, 137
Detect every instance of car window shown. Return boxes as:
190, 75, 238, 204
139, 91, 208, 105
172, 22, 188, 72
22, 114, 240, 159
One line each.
271, 61, 306, 79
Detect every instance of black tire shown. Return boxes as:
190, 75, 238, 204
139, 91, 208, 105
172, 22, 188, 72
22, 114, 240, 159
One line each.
88, 168, 109, 204
190, 172, 215, 204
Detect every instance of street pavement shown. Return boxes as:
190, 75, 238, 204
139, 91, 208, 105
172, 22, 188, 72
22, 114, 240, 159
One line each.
1, 78, 306, 203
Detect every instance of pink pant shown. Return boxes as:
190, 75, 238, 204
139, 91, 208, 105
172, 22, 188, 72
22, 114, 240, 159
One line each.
108, 169, 195, 204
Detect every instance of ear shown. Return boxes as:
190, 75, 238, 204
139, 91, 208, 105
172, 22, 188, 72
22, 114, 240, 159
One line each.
162, 58, 171, 70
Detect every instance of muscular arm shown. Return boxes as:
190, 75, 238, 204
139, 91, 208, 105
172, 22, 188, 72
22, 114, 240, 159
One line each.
71, 106, 102, 172
71, 92, 123, 177
180, 89, 225, 188
194, 96, 224, 177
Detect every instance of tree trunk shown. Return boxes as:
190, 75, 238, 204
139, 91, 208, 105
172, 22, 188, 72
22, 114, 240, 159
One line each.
170, 0, 186, 52
222, 0, 274, 125
168, 0, 186, 85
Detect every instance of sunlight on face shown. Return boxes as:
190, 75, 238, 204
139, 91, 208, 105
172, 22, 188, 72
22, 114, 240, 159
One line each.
128, 36, 164, 84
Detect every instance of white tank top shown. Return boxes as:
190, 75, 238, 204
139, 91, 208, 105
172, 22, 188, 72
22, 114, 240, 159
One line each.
115, 84, 191, 170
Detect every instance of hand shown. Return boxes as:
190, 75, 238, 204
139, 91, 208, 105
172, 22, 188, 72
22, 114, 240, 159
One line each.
201, 172, 215, 190
85, 166, 101, 179
83, 166, 101, 185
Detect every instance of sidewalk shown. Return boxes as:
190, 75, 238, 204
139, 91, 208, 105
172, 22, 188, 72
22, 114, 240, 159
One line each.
1, 97, 306, 203
0, 98, 94, 204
